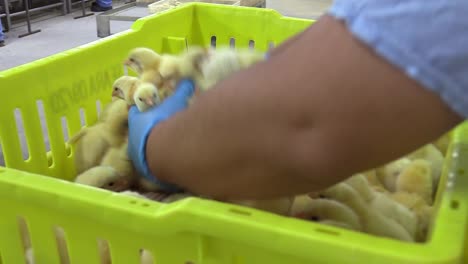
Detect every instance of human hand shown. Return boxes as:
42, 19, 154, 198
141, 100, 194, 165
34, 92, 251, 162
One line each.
127, 79, 195, 192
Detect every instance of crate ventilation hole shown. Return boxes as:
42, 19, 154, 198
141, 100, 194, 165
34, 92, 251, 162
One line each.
212, 36, 257, 50
36, 100, 52, 153
61, 117, 72, 157
96, 100, 103, 118
14, 108, 30, 161
16, 217, 157, 264
79, 108, 86, 128
0, 142, 4, 167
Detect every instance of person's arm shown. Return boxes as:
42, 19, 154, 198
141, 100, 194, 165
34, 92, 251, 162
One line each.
144, 15, 462, 200
267, 24, 311, 57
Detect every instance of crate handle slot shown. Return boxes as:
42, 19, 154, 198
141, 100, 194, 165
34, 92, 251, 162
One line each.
14, 109, 30, 161
96, 100, 103, 119
79, 108, 87, 128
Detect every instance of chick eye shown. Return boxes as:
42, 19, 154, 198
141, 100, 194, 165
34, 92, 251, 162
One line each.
114, 87, 118, 91
138, 97, 143, 101
130, 58, 135, 62
153, 93, 157, 98
107, 181, 115, 187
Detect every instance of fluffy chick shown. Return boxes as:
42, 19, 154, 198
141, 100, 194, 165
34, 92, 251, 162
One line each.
390, 192, 433, 242
76, 142, 138, 192
319, 181, 414, 241
198, 46, 264, 91
133, 82, 160, 112
376, 158, 412, 192
407, 144, 444, 194
112, 76, 140, 106
396, 159, 433, 205
69, 99, 129, 174
124, 47, 164, 86
290, 195, 362, 231
74, 166, 133, 192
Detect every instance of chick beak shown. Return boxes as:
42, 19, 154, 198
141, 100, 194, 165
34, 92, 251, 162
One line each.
112, 90, 120, 97
144, 99, 155, 107
123, 60, 131, 66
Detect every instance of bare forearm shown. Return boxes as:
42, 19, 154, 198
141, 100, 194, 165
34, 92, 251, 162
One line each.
146, 15, 462, 200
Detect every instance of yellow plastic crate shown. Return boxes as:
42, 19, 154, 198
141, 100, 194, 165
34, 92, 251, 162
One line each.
0, 3, 467, 264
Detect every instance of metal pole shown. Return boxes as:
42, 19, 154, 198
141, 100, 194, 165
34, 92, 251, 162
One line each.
2, 0, 11, 30
74, 0, 93, 19
18, 0, 41, 38
8, 3, 63, 18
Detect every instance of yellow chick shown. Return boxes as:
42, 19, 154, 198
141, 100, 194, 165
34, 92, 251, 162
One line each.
369, 192, 418, 238
198, 46, 264, 91
396, 159, 433, 205
319, 180, 415, 242
75, 141, 139, 192
345, 174, 417, 238
319, 182, 368, 217
112, 76, 161, 112
124, 47, 164, 86
157, 46, 210, 87
406, 144, 444, 194
344, 174, 376, 202
100, 142, 137, 179
74, 166, 134, 192
363, 207, 414, 242
361, 169, 388, 193
133, 82, 160, 112
376, 157, 412, 192
112, 76, 141, 106
390, 192, 433, 242
69, 99, 129, 174
290, 195, 362, 231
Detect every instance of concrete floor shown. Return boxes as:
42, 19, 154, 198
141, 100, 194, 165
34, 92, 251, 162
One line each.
0, 0, 332, 71
0, 0, 136, 71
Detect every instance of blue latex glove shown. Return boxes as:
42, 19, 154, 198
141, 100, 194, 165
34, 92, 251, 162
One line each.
127, 79, 195, 192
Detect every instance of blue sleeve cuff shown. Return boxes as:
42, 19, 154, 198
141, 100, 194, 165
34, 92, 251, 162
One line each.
328, 0, 468, 119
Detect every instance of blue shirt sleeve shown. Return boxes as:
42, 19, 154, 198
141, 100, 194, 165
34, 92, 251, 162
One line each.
327, 0, 468, 118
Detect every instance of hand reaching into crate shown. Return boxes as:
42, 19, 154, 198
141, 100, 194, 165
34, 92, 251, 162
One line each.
127, 79, 195, 192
